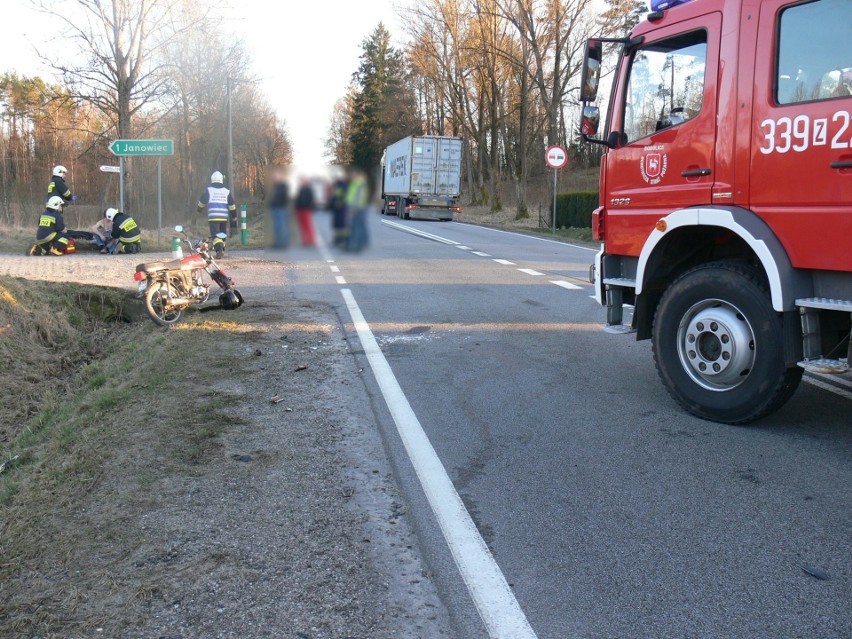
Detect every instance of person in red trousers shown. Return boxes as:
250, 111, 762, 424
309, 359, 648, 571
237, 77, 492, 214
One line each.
294, 177, 317, 247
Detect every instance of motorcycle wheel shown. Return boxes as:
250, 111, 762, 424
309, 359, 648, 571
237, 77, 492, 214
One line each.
144, 282, 183, 326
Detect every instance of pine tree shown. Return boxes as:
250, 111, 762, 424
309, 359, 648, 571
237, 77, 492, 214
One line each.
349, 24, 420, 173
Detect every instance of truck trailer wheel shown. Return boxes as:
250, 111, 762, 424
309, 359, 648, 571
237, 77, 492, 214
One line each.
652, 262, 802, 424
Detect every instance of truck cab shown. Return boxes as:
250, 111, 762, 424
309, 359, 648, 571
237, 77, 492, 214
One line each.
580, 0, 851, 423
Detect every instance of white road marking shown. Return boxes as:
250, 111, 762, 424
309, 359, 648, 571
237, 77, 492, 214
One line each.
472, 251, 491, 257
330, 265, 340, 273
494, 259, 516, 266
812, 372, 852, 390
382, 220, 460, 245
340, 290, 538, 639
336, 276, 347, 285
550, 280, 582, 290
518, 268, 544, 276
456, 246, 471, 250
452, 222, 598, 252
327, 259, 335, 263
804, 376, 852, 400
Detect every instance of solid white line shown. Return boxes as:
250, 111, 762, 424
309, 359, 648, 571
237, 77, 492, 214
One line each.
456, 245, 471, 250
452, 222, 598, 252
812, 372, 852, 390
472, 251, 491, 257
804, 376, 852, 400
330, 265, 341, 273
382, 219, 460, 245
340, 289, 538, 639
518, 268, 544, 276
493, 259, 515, 266
336, 276, 347, 285
550, 280, 582, 290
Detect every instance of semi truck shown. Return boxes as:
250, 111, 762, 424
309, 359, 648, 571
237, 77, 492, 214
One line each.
579, 0, 851, 423
381, 135, 463, 221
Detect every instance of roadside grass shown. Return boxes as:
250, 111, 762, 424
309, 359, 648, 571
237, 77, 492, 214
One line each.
0, 277, 259, 635
454, 205, 597, 247
526, 226, 596, 244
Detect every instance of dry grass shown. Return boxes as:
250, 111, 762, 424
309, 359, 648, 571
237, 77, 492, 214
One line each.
459, 204, 596, 245
0, 280, 256, 635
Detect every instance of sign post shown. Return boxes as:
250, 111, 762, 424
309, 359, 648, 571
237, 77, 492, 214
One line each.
240, 204, 248, 245
545, 145, 568, 235
109, 139, 174, 244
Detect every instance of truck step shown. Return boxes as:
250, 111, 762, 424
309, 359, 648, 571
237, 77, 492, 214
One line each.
603, 324, 637, 335
797, 358, 849, 374
795, 297, 852, 312
603, 277, 637, 288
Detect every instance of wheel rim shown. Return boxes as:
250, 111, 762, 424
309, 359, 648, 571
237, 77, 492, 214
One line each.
151, 287, 181, 323
676, 299, 756, 391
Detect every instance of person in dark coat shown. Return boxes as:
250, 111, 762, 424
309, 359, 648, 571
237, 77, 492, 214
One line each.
103, 208, 142, 254
294, 177, 317, 247
29, 196, 72, 255
268, 169, 290, 249
47, 165, 76, 203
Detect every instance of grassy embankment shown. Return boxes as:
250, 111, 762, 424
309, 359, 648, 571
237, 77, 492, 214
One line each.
0, 277, 256, 634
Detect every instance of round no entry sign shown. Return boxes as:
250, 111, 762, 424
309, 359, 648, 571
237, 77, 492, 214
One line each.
545, 145, 568, 169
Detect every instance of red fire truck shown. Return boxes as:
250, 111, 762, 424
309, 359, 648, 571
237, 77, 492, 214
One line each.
579, 0, 851, 423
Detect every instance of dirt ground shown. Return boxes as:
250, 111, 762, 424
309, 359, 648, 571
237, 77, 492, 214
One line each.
0, 251, 453, 638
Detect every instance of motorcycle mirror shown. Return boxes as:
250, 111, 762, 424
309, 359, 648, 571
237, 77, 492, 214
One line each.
174, 225, 184, 233
215, 232, 228, 239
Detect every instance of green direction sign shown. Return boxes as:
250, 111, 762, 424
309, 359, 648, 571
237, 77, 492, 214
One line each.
109, 139, 174, 156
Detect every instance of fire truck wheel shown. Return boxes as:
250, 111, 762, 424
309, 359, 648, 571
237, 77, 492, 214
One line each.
652, 261, 802, 424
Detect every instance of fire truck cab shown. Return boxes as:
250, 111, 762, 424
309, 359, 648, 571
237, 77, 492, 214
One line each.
580, 0, 851, 423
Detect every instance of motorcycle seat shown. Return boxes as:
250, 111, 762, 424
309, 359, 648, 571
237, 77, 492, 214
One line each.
136, 259, 183, 272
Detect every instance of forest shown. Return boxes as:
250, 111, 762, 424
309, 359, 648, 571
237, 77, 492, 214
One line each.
1, 0, 646, 231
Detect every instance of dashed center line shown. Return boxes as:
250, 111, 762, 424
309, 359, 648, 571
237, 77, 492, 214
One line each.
472, 251, 491, 257
330, 265, 341, 273
551, 280, 582, 290
336, 276, 347, 285
494, 259, 515, 265
456, 245, 471, 250
518, 268, 544, 276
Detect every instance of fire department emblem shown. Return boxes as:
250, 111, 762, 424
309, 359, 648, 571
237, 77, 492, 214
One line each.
640, 152, 668, 185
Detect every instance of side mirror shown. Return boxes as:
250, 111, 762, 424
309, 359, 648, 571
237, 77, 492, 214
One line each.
580, 40, 603, 102
174, 225, 184, 233
581, 106, 601, 137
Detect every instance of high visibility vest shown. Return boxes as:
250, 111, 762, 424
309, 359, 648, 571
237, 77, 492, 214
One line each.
345, 177, 368, 209
117, 216, 141, 242
207, 186, 231, 221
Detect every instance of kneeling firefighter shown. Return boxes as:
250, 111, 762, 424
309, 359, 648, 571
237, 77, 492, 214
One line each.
29, 196, 75, 255
104, 207, 142, 254
197, 171, 236, 258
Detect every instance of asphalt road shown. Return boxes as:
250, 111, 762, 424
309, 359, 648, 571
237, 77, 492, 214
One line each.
286, 213, 851, 639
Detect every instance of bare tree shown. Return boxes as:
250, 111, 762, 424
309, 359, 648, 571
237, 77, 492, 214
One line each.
35, 0, 180, 139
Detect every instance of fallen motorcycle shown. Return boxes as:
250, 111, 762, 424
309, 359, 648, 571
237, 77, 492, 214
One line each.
134, 225, 243, 326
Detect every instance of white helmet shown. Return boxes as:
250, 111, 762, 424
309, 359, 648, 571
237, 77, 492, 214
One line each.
211, 171, 224, 184
105, 207, 118, 221
53, 165, 68, 177
46, 196, 64, 210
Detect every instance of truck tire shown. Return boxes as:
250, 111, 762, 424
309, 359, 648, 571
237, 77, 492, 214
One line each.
652, 262, 802, 424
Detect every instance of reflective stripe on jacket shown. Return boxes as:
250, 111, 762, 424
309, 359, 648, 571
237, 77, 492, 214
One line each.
205, 186, 232, 221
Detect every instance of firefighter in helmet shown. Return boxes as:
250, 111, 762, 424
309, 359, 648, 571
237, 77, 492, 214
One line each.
29, 196, 74, 255
47, 165, 77, 204
197, 171, 236, 258
103, 207, 142, 254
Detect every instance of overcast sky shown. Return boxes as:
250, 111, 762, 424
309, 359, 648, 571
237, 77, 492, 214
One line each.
0, 1, 406, 170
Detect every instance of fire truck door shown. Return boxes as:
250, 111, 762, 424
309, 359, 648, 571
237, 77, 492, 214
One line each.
604, 14, 721, 256
750, 0, 852, 272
